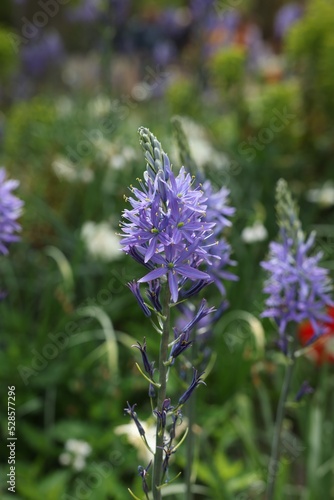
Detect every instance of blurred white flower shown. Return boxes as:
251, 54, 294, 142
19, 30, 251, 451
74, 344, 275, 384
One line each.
131, 81, 152, 101
110, 154, 126, 170
92, 138, 136, 170
87, 95, 112, 117
93, 138, 115, 160
52, 156, 94, 183
121, 146, 137, 162
55, 96, 74, 117
62, 53, 101, 90
72, 455, 86, 471
114, 421, 156, 463
257, 50, 284, 81
59, 439, 92, 471
66, 439, 92, 456
114, 418, 188, 463
59, 452, 71, 466
241, 221, 268, 243
173, 117, 230, 170
306, 181, 334, 208
81, 221, 121, 262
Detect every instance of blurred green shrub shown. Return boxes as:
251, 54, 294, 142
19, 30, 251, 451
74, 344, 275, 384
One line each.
166, 77, 200, 117
4, 96, 56, 163
286, 0, 334, 119
246, 80, 303, 153
0, 25, 18, 78
209, 47, 246, 94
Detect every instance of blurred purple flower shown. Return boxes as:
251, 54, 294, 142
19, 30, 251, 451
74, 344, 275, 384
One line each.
295, 380, 313, 402
66, 0, 102, 23
153, 40, 176, 67
189, 0, 215, 22
157, 8, 191, 39
205, 9, 240, 33
109, 0, 131, 26
206, 239, 238, 296
261, 233, 333, 342
245, 25, 267, 71
201, 181, 237, 295
0, 168, 23, 255
261, 180, 333, 352
201, 8, 242, 58
274, 2, 304, 40
203, 181, 235, 234
21, 30, 64, 77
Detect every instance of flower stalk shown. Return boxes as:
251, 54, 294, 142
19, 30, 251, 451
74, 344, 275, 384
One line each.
185, 339, 197, 500
152, 287, 171, 499
120, 127, 235, 498
266, 335, 296, 500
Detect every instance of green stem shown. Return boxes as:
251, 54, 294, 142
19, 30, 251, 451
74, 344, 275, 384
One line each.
185, 340, 197, 500
266, 340, 296, 500
152, 287, 171, 500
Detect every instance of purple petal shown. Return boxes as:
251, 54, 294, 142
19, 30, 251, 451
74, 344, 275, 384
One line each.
138, 267, 167, 283
145, 238, 158, 263
168, 271, 179, 303
176, 264, 211, 281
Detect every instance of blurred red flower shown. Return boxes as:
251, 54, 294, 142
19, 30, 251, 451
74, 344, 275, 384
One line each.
299, 307, 334, 364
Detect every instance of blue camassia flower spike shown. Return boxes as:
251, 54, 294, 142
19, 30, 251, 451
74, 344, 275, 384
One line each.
263, 179, 333, 500
121, 127, 225, 499
261, 178, 333, 352
120, 127, 217, 303
0, 167, 24, 255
